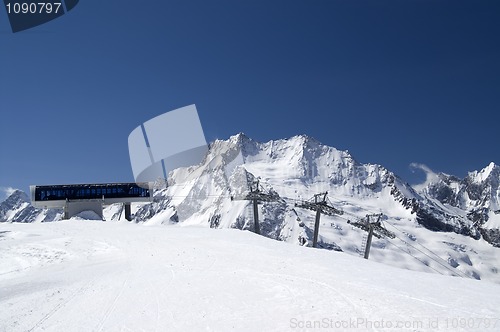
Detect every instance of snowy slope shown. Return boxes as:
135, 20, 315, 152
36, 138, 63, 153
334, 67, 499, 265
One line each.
1, 220, 499, 332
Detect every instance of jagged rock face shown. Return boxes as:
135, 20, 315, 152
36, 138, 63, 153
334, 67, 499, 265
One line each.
0, 190, 30, 221
0, 190, 61, 223
422, 163, 500, 212
423, 174, 461, 205
415, 162, 500, 246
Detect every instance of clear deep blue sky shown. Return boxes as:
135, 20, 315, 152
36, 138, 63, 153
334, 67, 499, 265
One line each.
1, 0, 499, 197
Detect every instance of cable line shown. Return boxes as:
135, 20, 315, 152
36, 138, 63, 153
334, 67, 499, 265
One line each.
150, 176, 473, 278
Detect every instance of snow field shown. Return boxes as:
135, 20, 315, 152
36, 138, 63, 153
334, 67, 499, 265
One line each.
1, 220, 500, 332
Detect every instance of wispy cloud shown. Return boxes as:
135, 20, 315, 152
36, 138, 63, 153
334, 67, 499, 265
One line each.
409, 163, 439, 192
0, 187, 17, 201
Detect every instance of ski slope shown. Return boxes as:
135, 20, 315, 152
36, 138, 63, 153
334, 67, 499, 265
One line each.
1, 220, 499, 332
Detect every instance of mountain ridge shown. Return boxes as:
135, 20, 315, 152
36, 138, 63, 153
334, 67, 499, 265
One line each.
2, 133, 500, 281
2, 133, 499, 243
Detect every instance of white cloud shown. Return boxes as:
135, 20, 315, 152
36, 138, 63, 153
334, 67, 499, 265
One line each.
0, 187, 17, 201
410, 163, 439, 192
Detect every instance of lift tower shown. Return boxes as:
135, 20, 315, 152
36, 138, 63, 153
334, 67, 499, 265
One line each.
231, 180, 281, 235
295, 192, 343, 248
348, 214, 395, 259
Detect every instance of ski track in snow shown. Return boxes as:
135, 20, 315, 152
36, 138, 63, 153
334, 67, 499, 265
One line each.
95, 275, 129, 332
261, 272, 377, 332
28, 277, 97, 332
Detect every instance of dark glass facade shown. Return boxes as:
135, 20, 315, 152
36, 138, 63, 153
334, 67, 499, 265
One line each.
34, 183, 151, 201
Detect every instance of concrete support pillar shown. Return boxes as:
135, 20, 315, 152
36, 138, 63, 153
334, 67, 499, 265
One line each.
124, 203, 132, 221
64, 202, 69, 220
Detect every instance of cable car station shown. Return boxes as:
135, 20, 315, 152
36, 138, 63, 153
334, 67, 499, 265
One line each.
30, 182, 153, 220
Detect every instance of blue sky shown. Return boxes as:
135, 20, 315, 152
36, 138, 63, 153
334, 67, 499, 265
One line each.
1, 0, 499, 198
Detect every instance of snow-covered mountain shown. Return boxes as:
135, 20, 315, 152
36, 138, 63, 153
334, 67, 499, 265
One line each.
415, 162, 500, 247
0, 189, 62, 223
2, 133, 500, 282
132, 133, 489, 242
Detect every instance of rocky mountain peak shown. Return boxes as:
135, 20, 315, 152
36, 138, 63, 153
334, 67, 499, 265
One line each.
469, 162, 499, 184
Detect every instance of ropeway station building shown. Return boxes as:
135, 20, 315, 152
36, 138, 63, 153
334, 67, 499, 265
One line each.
29, 105, 207, 221
30, 182, 153, 220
